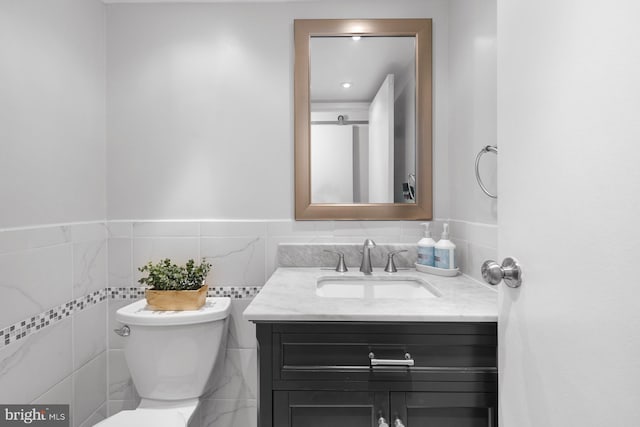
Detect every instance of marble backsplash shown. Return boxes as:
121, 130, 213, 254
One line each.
277, 243, 418, 270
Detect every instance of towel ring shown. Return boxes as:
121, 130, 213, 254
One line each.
475, 145, 497, 199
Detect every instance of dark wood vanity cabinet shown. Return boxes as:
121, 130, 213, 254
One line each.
256, 322, 498, 427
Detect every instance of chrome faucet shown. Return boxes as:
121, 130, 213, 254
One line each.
359, 239, 376, 275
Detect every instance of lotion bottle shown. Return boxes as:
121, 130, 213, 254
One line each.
417, 222, 436, 267
434, 223, 456, 269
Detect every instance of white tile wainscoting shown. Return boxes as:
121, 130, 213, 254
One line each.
0, 223, 108, 427
0, 219, 495, 427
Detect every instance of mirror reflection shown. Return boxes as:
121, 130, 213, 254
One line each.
310, 36, 416, 204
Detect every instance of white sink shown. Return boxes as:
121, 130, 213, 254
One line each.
316, 276, 441, 299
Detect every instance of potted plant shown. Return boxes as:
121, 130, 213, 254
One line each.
138, 258, 211, 310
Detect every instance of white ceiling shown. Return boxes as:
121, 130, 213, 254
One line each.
310, 36, 415, 103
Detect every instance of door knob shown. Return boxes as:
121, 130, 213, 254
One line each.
481, 257, 522, 288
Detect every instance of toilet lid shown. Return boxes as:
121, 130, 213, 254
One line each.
116, 297, 231, 326
95, 409, 187, 427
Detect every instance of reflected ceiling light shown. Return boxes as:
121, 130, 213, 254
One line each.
351, 35, 362, 41
341, 82, 352, 89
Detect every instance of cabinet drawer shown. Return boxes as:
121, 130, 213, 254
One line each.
270, 322, 497, 383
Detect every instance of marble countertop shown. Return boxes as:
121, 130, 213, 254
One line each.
243, 268, 498, 322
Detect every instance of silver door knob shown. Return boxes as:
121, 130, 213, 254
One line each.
481, 257, 522, 288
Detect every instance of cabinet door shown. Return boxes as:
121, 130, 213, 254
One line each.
390, 391, 497, 427
273, 391, 389, 427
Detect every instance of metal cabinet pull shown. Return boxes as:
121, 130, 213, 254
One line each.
369, 352, 414, 367
394, 417, 406, 427
377, 416, 389, 427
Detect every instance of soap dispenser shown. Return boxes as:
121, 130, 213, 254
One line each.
434, 223, 456, 269
417, 222, 436, 267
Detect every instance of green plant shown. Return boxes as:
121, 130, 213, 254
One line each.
138, 258, 212, 290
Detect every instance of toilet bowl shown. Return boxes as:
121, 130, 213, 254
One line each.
96, 297, 232, 427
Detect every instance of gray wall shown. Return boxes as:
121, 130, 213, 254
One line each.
105, 0, 451, 221
0, 0, 106, 228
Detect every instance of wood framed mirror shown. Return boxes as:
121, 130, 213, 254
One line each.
294, 19, 432, 220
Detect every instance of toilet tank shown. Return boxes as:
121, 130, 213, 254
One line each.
116, 297, 232, 401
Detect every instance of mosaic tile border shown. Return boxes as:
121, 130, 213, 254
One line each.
0, 289, 107, 349
107, 286, 262, 300
0, 286, 260, 349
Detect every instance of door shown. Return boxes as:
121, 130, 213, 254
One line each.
273, 391, 388, 427
498, 1, 640, 426
391, 392, 497, 427
368, 74, 394, 203
310, 124, 354, 203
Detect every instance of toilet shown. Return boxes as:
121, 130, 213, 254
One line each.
96, 297, 232, 427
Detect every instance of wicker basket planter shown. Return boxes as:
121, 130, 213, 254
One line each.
145, 284, 208, 311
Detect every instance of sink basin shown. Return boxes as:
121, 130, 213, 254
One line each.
316, 276, 440, 299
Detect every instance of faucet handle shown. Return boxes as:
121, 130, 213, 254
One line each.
324, 250, 348, 272
384, 250, 408, 273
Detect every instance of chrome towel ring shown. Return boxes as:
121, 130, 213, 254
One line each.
475, 145, 497, 199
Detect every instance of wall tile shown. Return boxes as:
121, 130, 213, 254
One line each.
32, 375, 73, 405
0, 229, 30, 254
132, 237, 200, 282
227, 299, 256, 349
108, 237, 133, 288
332, 221, 402, 237
201, 237, 266, 287
451, 238, 469, 273
73, 352, 107, 427
0, 244, 73, 328
465, 242, 498, 284
79, 403, 107, 427
73, 301, 107, 370
108, 349, 138, 401
69, 223, 107, 244
449, 220, 497, 249
0, 318, 72, 404
199, 399, 257, 427
73, 240, 107, 298
106, 222, 132, 238
266, 220, 334, 237
133, 221, 200, 237
24, 226, 72, 250
401, 220, 445, 241
210, 349, 257, 400
201, 221, 267, 238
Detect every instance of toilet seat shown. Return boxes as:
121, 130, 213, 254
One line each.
95, 399, 199, 427
95, 408, 188, 427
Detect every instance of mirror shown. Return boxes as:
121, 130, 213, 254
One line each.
295, 19, 433, 220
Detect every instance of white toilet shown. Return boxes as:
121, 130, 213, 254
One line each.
96, 297, 232, 427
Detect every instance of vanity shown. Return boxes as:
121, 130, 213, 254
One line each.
244, 268, 498, 427
245, 14, 498, 426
